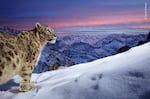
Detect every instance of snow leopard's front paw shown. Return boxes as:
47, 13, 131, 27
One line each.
19, 82, 34, 92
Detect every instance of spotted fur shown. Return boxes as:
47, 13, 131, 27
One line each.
0, 23, 56, 92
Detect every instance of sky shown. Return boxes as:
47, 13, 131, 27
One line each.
0, 0, 150, 34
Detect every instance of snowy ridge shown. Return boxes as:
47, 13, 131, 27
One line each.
1, 42, 150, 99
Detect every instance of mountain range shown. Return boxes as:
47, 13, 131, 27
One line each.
0, 26, 148, 73
36, 33, 147, 72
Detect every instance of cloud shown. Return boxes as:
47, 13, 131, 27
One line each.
0, 17, 149, 32
0, 0, 149, 34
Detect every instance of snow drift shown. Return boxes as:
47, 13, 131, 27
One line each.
1, 42, 150, 99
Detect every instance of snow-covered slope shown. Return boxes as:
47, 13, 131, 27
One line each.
1, 42, 150, 99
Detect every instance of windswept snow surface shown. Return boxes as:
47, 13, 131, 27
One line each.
1, 43, 150, 99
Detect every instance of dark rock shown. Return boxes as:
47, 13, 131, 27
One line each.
48, 63, 64, 71
117, 46, 131, 53
146, 32, 150, 42
137, 41, 145, 46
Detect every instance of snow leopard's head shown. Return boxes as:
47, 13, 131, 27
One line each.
35, 22, 56, 44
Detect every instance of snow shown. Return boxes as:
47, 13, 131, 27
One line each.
1, 42, 150, 99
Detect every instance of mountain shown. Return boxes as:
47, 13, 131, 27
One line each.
94, 34, 147, 55
34, 48, 75, 73
35, 33, 147, 72
0, 42, 150, 99
0, 26, 20, 34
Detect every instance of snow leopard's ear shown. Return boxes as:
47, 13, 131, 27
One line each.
35, 22, 42, 39
35, 22, 41, 30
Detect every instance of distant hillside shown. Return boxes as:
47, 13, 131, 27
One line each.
0, 26, 20, 34
35, 33, 147, 73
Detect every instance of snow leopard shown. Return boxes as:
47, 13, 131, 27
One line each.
0, 23, 56, 92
